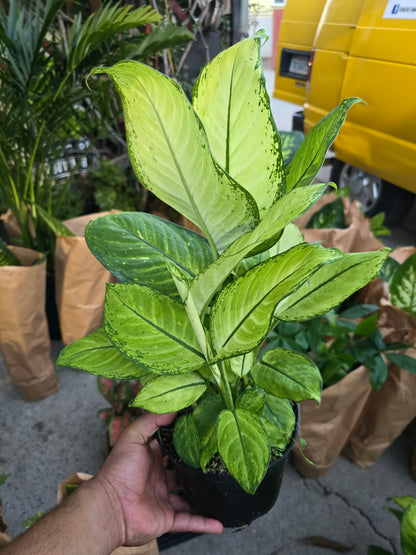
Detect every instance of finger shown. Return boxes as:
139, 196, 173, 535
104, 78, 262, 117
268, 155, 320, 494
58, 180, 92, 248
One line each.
168, 493, 190, 513
170, 512, 223, 535
122, 412, 176, 445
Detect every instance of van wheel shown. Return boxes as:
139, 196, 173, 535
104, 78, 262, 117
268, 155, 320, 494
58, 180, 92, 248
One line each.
330, 160, 414, 226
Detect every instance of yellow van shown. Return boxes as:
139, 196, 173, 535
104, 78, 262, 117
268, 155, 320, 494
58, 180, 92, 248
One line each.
274, 0, 327, 106
275, 0, 416, 224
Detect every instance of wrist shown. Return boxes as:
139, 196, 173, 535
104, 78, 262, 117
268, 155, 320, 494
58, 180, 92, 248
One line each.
72, 478, 125, 553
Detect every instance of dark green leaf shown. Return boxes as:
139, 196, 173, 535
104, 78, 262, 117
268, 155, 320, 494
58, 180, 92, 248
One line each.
173, 413, 200, 468
380, 257, 400, 284
401, 502, 416, 555
338, 304, 379, 319
385, 352, 416, 374
0, 239, 20, 266
260, 395, 296, 450
85, 212, 213, 297
367, 547, 393, 555
306, 197, 345, 229
354, 314, 379, 337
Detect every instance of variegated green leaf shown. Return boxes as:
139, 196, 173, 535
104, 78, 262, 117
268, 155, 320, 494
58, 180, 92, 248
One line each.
275, 249, 390, 321
236, 223, 303, 276
217, 408, 270, 494
193, 31, 284, 214
401, 501, 416, 555
90, 61, 259, 253
56, 327, 148, 379
286, 97, 362, 191
191, 182, 329, 316
390, 251, 416, 317
192, 395, 224, 467
260, 395, 295, 450
85, 212, 213, 297
236, 387, 265, 414
104, 283, 206, 374
252, 348, 322, 403
131, 373, 206, 413
210, 243, 343, 359
229, 350, 256, 377
173, 413, 200, 468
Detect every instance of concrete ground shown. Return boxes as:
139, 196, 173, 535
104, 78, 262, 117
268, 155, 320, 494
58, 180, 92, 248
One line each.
1, 62, 416, 554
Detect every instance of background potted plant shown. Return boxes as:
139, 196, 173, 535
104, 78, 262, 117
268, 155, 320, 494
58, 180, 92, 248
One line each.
56, 32, 389, 526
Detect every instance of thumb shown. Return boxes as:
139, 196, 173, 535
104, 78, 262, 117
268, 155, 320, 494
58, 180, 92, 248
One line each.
122, 412, 176, 446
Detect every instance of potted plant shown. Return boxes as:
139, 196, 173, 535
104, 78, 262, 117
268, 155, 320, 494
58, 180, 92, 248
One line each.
56, 32, 389, 526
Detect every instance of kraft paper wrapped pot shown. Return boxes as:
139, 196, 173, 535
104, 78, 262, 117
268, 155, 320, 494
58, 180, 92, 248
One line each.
54, 211, 118, 346
343, 305, 416, 467
291, 365, 372, 479
0, 247, 59, 401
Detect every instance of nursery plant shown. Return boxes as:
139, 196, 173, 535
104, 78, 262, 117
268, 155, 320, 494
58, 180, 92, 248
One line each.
266, 304, 416, 391
57, 32, 390, 502
0, 0, 193, 263
96, 377, 142, 447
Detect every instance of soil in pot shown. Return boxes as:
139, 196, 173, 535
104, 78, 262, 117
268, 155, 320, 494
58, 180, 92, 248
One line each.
158, 403, 300, 528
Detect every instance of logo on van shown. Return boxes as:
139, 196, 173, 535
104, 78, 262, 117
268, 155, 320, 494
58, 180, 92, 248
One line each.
392, 4, 400, 14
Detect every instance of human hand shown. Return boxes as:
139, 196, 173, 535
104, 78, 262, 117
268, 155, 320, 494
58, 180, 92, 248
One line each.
89, 411, 223, 547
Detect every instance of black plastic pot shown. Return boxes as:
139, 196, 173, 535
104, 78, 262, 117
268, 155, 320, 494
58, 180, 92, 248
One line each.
159, 403, 300, 528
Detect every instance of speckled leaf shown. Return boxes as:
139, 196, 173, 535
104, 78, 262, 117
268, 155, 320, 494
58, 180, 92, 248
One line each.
390, 251, 416, 317
286, 97, 362, 191
90, 61, 258, 253
210, 243, 342, 360
229, 350, 256, 377
173, 413, 200, 468
130, 373, 206, 413
56, 327, 148, 379
275, 249, 390, 321
217, 408, 270, 494
85, 212, 213, 297
236, 387, 265, 414
252, 348, 322, 403
260, 396, 295, 450
104, 283, 206, 374
193, 31, 284, 214
190, 182, 329, 316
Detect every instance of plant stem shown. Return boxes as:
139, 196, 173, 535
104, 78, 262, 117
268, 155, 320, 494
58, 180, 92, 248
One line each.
217, 360, 234, 410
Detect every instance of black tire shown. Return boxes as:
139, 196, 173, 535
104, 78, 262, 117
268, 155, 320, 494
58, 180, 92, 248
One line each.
330, 159, 414, 226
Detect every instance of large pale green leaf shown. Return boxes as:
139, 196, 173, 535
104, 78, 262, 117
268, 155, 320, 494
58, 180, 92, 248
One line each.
104, 283, 206, 374
191, 182, 329, 316
402, 502, 416, 555
210, 243, 343, 359
193, 31, 284, 214
216, 408, 270, 494
173, 413, 200, 468
90, 61, 259, 253
56, 327, 148, 379
260, 395, 295, 450
390, 251, 416, 317
275, 249, 390, 321
252, 348, 322, 403
130, 373, 206, 413
85, 212, 213, 297
286, 97, 362, 191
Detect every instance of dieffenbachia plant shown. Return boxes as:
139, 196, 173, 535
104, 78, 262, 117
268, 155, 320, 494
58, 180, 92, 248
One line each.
57, 31, 389, 494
